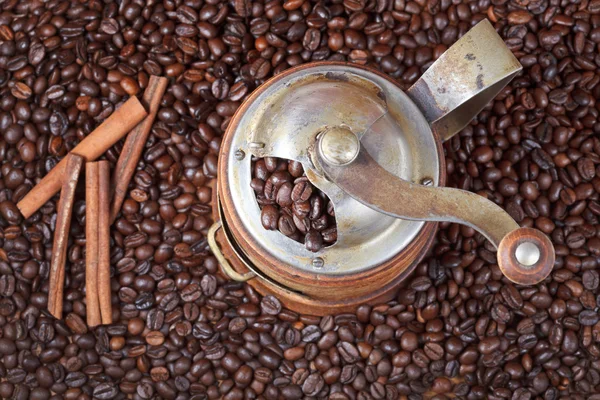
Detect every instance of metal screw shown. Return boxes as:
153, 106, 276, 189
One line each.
248, 142, 265, 149
312, 257, 324, 269
234, 149, 245, 161
421, 177, 433, 186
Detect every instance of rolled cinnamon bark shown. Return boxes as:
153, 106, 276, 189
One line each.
48, 154, 84, 320
98, 161, 112, 324
17, 97, 147, 219
110, 76, 168, 223
85, 162, 101, 327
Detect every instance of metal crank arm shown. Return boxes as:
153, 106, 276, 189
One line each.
314, 127, 555, 285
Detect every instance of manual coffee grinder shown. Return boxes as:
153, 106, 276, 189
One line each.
209, 20, 556, 315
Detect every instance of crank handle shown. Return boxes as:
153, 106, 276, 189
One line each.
406, 19, 522, 142
314, 127, 555, 285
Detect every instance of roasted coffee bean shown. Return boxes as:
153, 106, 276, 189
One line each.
579, 310, 599, 326
261, 204, 279, 230
583, 271, 600, 290
424, 343, 444, 361
94, 383, 119, 400
276, 182, 293, 207
305, 230, 323, 253
302, 373, 325, 396
278, 213, 296, 236
491, 304, 511, 324
11, 82, 32, 100
261, 295, 282, 315
201, 274, 217, 296
291, 180, 313, 202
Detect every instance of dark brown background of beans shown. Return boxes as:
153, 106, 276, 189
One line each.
0, 0, 599, 398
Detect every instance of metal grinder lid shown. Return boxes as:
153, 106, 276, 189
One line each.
220, 63, 442, 275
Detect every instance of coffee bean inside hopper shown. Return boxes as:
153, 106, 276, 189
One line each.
251, 157, 337, 252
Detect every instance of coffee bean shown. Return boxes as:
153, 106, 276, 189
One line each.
137, 382, 154, 399
583, 271, 600, 290
261, 204, 279, 230
211, 78, 229, 100
200, 274, 217, 296
6, 368, 26, 384
339, 342, 360, 363
278, 213, 296, 236
11, 82, 32, 100
276, 182, 293, 207
491, 304, 511, 324
94, 383, 118, 400
0, 274, 15, 297
46, 85, 66, 101
303, 28, 321, 52
234, 0, 251, 17
64, 372, 87, 387
0, 338, 16, 355
579, 310, 599, 326
0, 25, 14, 41
229, 81, 249, 101
566, 232, 586, 249
146, 309, 164, 330
424, 343, 444, 361
180, 282, 201, 302
577, 158, 596, 181
291, 181, 313, 202
150, 366, 169, 382
500, 284, 523, 310
0, 201, 21, 225
100, 18, 120, 35
261, 295, 282, 315
410, 276, 432, 291
302, 373, 324, 396
64, 313, 88, 335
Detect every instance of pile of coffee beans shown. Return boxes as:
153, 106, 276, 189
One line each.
0, 0, 600, 398
252, 156, 337, 252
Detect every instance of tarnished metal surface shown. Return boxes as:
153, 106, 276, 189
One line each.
315, 143, 519, 249
318, 126, 360, 166
246, 72, 387, 161
223, 64, 441, 275
407, 19, 522, 141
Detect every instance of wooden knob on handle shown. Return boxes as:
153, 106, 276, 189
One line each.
497, 227, 555, 285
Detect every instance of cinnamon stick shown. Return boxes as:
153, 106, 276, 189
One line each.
48, 154, 84, 320
110, 76, 168, 223
85, 162, 101, 327
97, 161, 112, 324
17, 97, 148, 219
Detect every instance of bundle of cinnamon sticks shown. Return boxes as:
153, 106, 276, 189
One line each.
24, 76, 168, 327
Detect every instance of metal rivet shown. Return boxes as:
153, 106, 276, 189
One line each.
421, 178, 433, 186
312, 257, 324, 269
515, 241, 541, 267
248, 142, 265, 149
234, 149, 245, 160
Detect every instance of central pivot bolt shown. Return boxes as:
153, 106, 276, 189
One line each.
515, 241, 541, 267
318, 126, 360, 166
